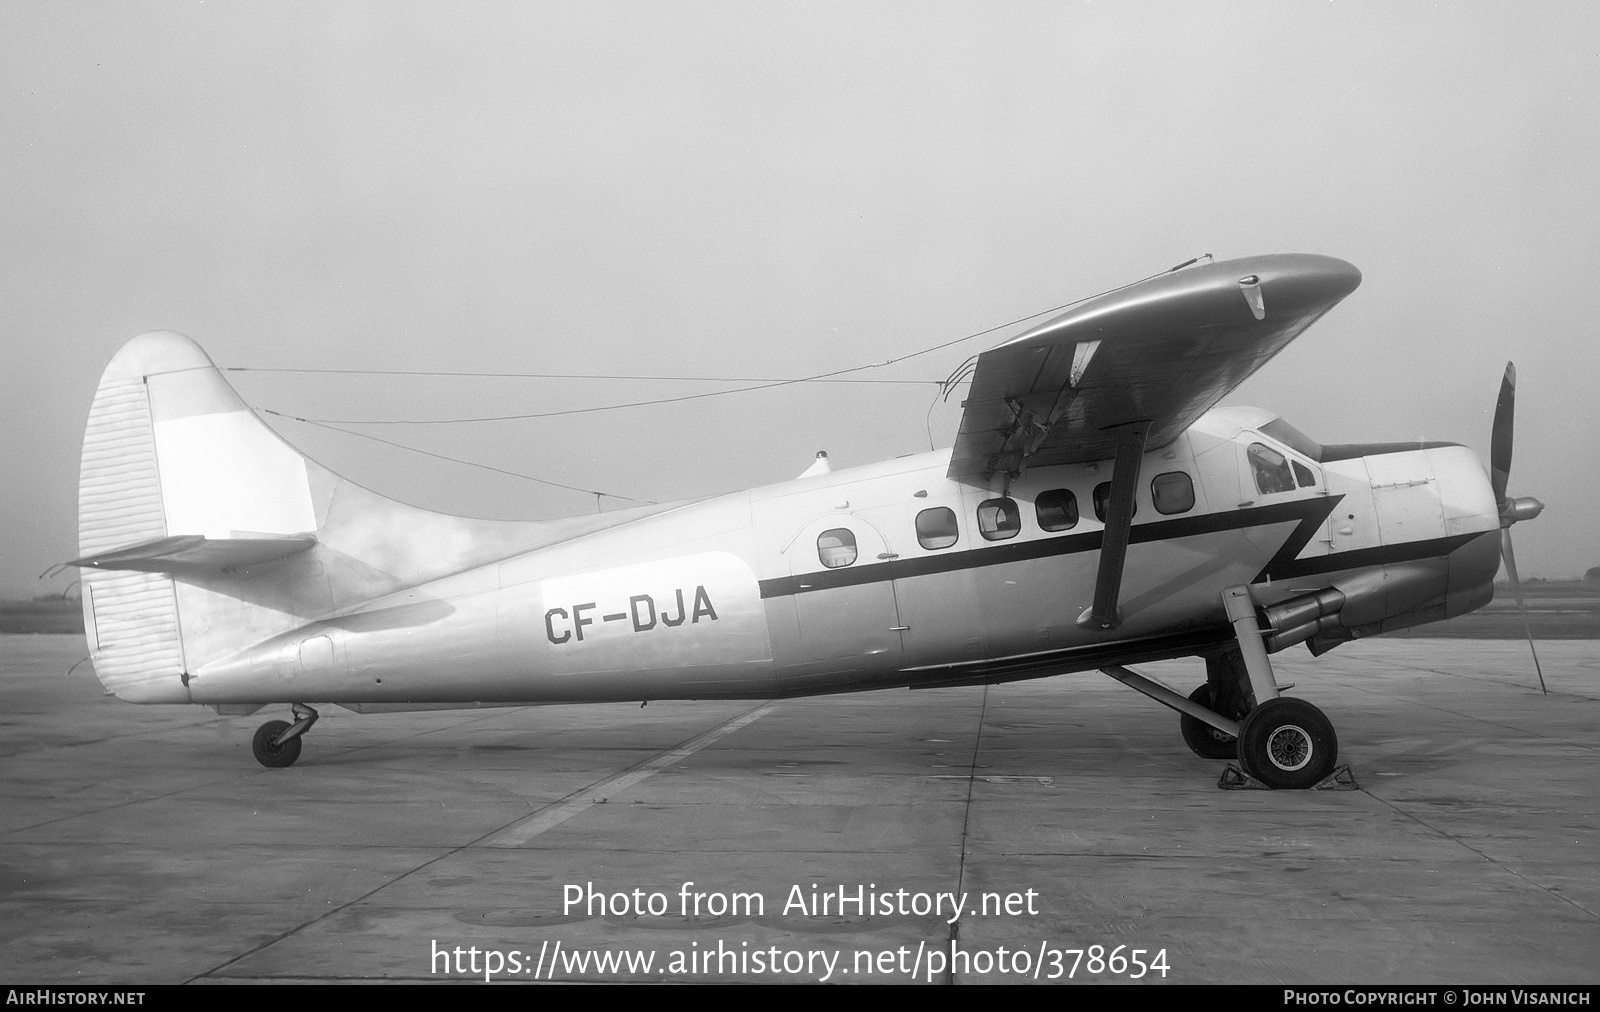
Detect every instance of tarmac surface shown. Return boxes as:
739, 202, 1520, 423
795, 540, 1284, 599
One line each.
1, 633, 1596, 985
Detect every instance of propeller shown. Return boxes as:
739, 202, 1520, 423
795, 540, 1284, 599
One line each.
1490, 363, 1515, 506
1491, 363, 1547, 694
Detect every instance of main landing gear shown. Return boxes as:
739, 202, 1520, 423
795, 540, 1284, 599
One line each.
251, 703, 319, 768
1105, 585, 1343, 789
1176, 674, 1339, 789
1193, 586, 1340, 788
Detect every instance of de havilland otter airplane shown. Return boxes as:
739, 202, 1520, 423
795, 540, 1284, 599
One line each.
66, 253, 1545, 788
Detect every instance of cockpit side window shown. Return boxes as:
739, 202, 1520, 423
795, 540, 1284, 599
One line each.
1292, 460, 1317, 488
1248, 442, 1295, 495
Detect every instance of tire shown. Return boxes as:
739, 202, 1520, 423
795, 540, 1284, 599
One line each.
252, 719, 303, 768
1236, 697, 1337, 789
1180, 684, 1238, 760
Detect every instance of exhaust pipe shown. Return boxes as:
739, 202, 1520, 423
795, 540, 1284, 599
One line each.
1262, 588, 1346, 653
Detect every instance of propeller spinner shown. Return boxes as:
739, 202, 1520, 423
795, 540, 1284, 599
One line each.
1492, 363, 1548, 694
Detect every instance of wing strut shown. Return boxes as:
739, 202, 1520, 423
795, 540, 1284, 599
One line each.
1076, 420, 1151, 631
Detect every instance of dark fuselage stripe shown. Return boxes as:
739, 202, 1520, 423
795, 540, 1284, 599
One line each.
1264, 532, 1484, 579
1254, 494, 1345, 582
759, 496, 1343, 599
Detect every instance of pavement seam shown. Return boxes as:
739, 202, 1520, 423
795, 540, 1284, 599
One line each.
3, 709, 519, 837
1317, 674, 1600, 755
1362, 790, 1598, 921
477, 703, 776, 848
944, 684, 989, 985
5, 773, 264, 836
180, 700, 776, 984
1322, 645, 1600, 703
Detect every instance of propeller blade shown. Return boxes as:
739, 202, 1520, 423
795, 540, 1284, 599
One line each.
1490, 362, 1516, 507
1500, 527, 1548, 695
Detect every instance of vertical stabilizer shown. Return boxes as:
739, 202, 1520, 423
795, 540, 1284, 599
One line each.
78, 331, 318, 702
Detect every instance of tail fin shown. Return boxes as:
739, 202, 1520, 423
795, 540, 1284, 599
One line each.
77, 332, 662, 704
77, 332, 320, 701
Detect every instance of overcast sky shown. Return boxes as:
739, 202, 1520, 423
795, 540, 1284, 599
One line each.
4, 1, 1597, 599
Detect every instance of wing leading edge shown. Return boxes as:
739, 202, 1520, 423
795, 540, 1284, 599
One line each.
947, 254, 1362, 479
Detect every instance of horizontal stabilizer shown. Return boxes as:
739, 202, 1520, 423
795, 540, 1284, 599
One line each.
64, 534, 316, 575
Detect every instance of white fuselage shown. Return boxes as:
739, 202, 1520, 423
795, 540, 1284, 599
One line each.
185, 407, 1503, 708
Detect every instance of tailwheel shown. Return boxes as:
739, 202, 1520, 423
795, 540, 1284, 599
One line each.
1180, 683, 1239, 760
1236, 697, 1337, 789
252, 720, 302, 768
251, 704, 318, 769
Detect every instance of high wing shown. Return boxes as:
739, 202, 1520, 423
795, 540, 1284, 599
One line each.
947, 253, 1362, 479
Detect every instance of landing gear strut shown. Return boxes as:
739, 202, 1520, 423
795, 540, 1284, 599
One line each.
1217, 585, 1340, 788
251, 703, 318, 768
1103, 586, 1346, 788
1179, 650, 1253, 760
1170, 586, 1345, 787
1180, 683, 1240, 760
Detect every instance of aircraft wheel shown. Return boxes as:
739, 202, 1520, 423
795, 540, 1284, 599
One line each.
1180, 684, 1238, 760
252, 719, 303, 769
1236, 697, 1337, 789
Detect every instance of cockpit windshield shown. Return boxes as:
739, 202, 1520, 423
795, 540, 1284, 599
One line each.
1259, 418, 1324, 461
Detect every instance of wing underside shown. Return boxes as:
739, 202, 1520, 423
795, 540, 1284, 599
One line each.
947, 254, 1362, 479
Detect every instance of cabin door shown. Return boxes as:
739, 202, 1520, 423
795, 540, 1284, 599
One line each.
786, 515, 904, 676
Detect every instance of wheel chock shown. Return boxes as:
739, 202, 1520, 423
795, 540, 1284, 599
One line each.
1218, 763, 1359, 791
1217, 765, 1269, 790
1313, 765, 1359, 791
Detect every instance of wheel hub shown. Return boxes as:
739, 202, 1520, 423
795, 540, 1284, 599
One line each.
1266, 724, 1313, 771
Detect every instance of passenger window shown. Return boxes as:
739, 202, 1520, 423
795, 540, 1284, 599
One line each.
1092, 482, 1138, 522
1035, 489, 1079, 531
1292, 461, 1317, 488
977, 497, 1021, 541
817, 528, 857, 569
1248, 442, 1295, 495
915, 507, 959, 550
1151, 471, 1195, 515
